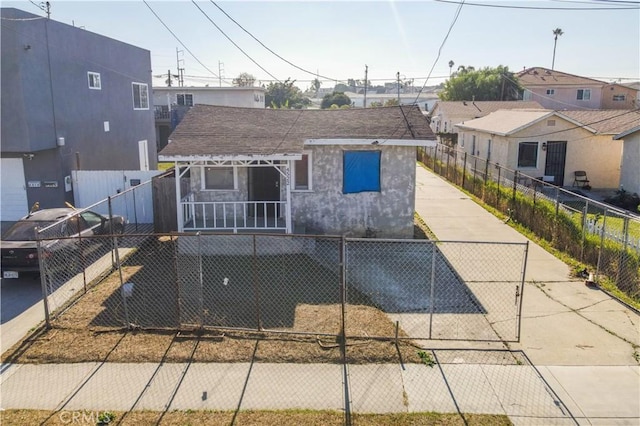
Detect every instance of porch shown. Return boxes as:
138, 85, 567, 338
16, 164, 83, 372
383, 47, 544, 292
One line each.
181, 196, 288, 233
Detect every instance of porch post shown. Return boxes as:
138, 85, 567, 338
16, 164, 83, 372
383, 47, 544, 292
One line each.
285, 161, 292, 233
175, 161, 184, 232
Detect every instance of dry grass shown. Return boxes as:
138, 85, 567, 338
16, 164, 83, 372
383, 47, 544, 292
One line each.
0, 409, 512, 426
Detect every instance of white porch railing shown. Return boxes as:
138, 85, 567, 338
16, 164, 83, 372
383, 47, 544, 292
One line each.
181, 194, 287, 233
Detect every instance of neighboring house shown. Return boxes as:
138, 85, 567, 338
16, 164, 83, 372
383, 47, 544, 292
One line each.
153, 86, 266, 152
158, 105, 436, 238
0, 8, 156, 220
517, 67, 639, 110
613, 125, 640, 195
428, 100, 544, 136
454, 109, 640, 189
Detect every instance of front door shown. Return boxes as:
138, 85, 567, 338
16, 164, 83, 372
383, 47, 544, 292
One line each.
544, 141, 567, 186
249, 165, 280, 217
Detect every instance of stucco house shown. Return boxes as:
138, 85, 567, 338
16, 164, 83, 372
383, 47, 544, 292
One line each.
454, 109, 640, 189
428, 100, 543, 135
614, 126, 640, 195
158, 105, 436, 238
1, 8, 156, 220
518, 67, 639, 110
153, 86, 266, 152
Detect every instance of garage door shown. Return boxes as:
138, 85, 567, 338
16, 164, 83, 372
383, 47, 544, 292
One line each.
1, 158, 28, 221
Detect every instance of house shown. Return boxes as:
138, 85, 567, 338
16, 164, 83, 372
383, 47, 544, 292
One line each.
454, 109, 640, 188
0, 8, 156, 220
613, 125, 640, 195
517, 67, 639, 110
428, 100, 544, 135
153, 86, 266, 152
158, 105, 436, 237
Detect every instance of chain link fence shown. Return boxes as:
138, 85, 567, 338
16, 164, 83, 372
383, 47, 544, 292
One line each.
419, 144, 640, 301
39, 232, 527, 343
36, 180, 154, 322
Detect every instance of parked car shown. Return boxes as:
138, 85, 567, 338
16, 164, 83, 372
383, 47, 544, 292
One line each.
1, 208, 126, 279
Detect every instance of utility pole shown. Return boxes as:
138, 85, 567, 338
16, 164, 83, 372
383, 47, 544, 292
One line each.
176, 48, 185, 87
44, 1, 51, 19
218, 61, 224, 87
363, 65, 368, 108
397, 71, 401, 104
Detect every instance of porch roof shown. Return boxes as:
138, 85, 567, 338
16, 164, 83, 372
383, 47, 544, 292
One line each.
158, 104, 435, 160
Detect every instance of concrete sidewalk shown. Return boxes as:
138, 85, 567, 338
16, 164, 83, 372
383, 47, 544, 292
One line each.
0, 166, 638, 425
414, 165, 640, 424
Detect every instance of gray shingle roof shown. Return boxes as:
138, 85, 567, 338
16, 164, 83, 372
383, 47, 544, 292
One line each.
559, 110, 640, 134
160, 105, 435, 157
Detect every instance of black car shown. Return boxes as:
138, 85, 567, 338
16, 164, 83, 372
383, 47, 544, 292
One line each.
1, 208, 126, 278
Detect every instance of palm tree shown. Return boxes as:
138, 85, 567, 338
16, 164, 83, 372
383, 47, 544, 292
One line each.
552, 28, 563, 70
448, 60, 454, 76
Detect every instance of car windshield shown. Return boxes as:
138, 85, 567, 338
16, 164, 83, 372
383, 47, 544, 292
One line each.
1, 220, 58, 241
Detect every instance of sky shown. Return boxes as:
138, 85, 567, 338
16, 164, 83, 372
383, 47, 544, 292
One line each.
3, 0, 640, 91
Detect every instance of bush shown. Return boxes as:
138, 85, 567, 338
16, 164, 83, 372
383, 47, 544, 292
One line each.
604, 189, 640, 212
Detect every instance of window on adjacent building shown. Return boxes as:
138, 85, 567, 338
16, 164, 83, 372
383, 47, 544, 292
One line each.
177, 93, 194, 106
202, 166, 236, 190
292, 152, 312, 191
517, 142, 538, 168
523, 90, 533, 101
613, 95, 626, 101
577, 89, 591, 101
546, 89, 555, 95
343, 151, 381, 194
88, 72, 101, 90
132, 82, 149, 110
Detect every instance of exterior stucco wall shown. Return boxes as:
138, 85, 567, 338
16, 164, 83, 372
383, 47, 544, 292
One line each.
620, 133, 640, 194
153, 88, 265, 108
457, 118, 622, 188
601, 85, 639, 110
524, 85, 602, 110
190, 165, 250, 219
291, 145, 416, 238
1, 8, 156, 211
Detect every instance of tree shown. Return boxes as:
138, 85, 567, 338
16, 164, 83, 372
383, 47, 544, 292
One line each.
448, 60, 454, 76
310, 78, 321, 96
334, 83, 350, 93
369, 101, 383, 108
320, 92, 352, 109
438, 65, 523, 101
552, 28, 564, 70
233, 72, 256, 87
265, 78, 311, 109
384, 98, 400, 107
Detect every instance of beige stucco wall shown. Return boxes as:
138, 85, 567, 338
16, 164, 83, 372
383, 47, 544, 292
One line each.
601, 85, 639, 110
456, 117, 622, 188
620, 133, 640, 194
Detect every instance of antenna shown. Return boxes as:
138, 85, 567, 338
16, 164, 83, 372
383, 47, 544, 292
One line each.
176, 48, 185, 87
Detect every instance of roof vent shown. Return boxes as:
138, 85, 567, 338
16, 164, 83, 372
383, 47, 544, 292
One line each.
547, 119, 556, 127
545, 70, 551, 75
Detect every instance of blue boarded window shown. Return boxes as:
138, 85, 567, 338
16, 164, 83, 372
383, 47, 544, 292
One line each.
343, 150, 381, 193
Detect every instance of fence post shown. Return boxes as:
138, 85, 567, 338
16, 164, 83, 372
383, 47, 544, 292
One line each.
446, 148, 450, 180
339, 236, 351, 426
36, 230, 52, 329
173, 234, 182, 328
580, 201, 588, 262
116, 223, 129, 328
596, 207, 608, 282
453, 149, 458, 185
497, 166, 502, 207
512, 170, 518, 202
462, 152, 467, 189
616, 216, 630, 290
433, 145, 437, 171
472, 156, 477, 195
252, 234, 263, 330
197, 231, 204, 328
428, 241, 436, 339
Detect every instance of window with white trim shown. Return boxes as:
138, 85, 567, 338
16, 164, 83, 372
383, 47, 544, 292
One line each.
88, 72, 101, 90
202, 166, 237, 190
292, 152, 312, 191
132, 82, 149, 110
577, 89, 591, 101
177, 93, 194, 106
546, 89, 555, 95
613, 95, 626, 101
517, 142, 538, 168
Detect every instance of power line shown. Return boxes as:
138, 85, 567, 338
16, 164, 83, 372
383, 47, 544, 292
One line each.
412, 0, 466, 104
142, 0, 222, 81
209, 1, 346, 85
191, 1, 280, 83
434, 0, 640, 9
